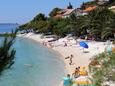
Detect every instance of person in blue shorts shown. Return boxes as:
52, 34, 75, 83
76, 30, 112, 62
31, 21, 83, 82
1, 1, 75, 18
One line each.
63, 74, 72, 86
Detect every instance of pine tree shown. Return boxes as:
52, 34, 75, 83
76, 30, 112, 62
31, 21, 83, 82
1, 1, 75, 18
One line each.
67, 2, 73, 9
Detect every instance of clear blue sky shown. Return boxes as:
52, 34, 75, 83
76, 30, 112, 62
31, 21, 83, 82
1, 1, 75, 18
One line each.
0, 0, 91, 24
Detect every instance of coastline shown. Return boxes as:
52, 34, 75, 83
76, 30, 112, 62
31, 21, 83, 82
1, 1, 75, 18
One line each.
17, 33, 107, 85
17, 34, 67, 73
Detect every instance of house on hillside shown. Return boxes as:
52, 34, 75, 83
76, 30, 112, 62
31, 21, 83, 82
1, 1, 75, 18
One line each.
94, 0, 110, 5
62, 9, 76, 18
54, 8, 88, 19
83, 5, 98, 13
53, 9, 77, 19
53, 4, 98, 19
76, 8, 88, 16
80, 2, 98, 14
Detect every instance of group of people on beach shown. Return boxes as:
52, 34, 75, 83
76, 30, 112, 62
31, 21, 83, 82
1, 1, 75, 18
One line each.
42, 41, 54, 48
63, 66, 88, 86
63, 52, 89, 86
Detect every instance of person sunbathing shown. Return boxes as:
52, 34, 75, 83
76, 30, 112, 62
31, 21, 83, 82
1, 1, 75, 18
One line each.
79, 67, 88, 76
24, 64, 32, 67
72, 67, 80, 78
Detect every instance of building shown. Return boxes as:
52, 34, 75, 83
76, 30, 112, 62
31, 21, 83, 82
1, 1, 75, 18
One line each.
54, 9, 78, 19
54, 8, 88, 19
53, 4, 98, 19
83, 6, 98, 12
62, 9, 76, 18
95, 0, 110, 5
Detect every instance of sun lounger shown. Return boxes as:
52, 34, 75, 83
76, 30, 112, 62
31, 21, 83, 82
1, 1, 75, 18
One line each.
72, 80, 94, 86
79, 67, 88, 76
71, 84, 94, 86
74, 81, 92, 85
79, 71, 88, 76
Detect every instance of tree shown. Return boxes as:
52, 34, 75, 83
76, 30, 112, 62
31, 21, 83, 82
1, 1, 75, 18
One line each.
33, 13, 46, 22
19, 2, 115, 40
49, 8, 62, 17
80, 2, 86, 10
67, 2, 73, 9
109, 0, 115, 4
0, 32, 16, 74
34, 21, 47, 33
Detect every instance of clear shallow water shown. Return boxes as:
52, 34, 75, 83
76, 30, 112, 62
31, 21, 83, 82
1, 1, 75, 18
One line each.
0, 38, 64, 86
0, 24, 64, 86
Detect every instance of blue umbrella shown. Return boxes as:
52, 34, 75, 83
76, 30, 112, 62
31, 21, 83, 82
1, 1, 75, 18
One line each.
79, 41, 89, 48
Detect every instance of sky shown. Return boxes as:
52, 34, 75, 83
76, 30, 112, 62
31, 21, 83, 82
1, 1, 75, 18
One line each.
0, 0, 91, 24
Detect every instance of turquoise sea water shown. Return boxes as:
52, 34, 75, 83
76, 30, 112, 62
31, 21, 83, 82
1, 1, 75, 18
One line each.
0, 24, 64, 86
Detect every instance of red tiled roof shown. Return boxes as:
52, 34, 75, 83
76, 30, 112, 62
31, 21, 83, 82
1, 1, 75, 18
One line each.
83, 6, 97, 12
63, 9, 75, 15
54, 9, 75, 18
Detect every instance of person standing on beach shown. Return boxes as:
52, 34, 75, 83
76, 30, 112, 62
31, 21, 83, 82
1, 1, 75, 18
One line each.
69, 54, 73, 65
64, 42, 67, 47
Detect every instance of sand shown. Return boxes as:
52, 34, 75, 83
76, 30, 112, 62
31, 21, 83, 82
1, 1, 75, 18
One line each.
17, 33, 107, 85
18, 33, 106, 73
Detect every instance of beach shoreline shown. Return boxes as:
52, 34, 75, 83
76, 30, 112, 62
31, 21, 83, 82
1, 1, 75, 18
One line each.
17, 33, 107, 86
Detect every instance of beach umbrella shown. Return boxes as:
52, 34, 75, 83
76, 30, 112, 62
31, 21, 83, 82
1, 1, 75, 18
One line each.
79, 41, 89, 52
79, 41, 89, 48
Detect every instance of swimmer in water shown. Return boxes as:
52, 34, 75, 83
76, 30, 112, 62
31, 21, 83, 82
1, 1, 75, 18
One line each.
24, 64, 32, 67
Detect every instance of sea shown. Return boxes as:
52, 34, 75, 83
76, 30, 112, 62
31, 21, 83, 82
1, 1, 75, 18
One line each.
0, 24, 64, 86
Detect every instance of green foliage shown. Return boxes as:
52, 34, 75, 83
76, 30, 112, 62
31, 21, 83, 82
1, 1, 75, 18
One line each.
89, 53, 115, 86
0, 31, 16, 74
0, 29, 18, 74
83, 1, 97, 6
0, 38, 16, 73
19, 23, 30, 30
19, 4, 115, 40
81, 1, 97, 10
34, 21, 47, 33
80, 7, 115, 40
49, 8, 62, 17
109, 0, 115, 5
33, 13, 46, 21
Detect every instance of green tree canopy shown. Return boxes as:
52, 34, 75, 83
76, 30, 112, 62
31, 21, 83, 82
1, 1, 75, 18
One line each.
33, 13, 47, 22
49, 7, 62, 17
